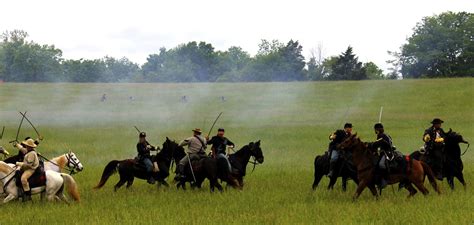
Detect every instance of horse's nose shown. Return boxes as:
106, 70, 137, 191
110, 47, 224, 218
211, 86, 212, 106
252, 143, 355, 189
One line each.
77, 167, 84, 171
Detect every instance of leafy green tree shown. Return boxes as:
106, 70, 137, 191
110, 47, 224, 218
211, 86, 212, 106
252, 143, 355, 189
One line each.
364, 62, 385, 80
62, 59, 106, 82
326, 46, 367, 80
398, 11, 473, 78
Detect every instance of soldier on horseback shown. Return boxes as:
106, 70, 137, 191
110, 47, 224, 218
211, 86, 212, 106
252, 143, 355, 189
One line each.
14, 138, 40, 202
175, 128, 207, 180
136, 132, 158, 184
328, 123, 352, 178
374, 123, 394, 188
206, 128, 234, 172
423, 118, 446, 179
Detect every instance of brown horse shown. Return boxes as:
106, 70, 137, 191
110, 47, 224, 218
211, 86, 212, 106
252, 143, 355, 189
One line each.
338, 134, 440, 201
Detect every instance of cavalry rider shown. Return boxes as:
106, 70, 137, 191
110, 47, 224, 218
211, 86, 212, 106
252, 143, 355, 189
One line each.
15, 138, 40, 202
423, 118, 446, 179
328, 123, 352, 178
374, 123, 394, 188
12, 137, 40, 162
175, 128, 207, 180
206, 128, 235, 172
136, 132, 158, 184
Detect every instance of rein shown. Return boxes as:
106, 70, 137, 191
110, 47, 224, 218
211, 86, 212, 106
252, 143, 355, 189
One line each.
40, 154, 77, 175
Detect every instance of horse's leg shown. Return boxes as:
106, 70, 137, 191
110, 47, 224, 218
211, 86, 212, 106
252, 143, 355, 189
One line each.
353, 180, 368, 201
3, 194, 17, 203
312, 172, 324, 190
327, 176, 337, 190
342, 177, 348, 192
412, 180, 429, 195
404, 183, 418, 198
367, 184, 379, 200
126, 177, 134, 189
114, 178, 127, 192
447, 176, 455, 190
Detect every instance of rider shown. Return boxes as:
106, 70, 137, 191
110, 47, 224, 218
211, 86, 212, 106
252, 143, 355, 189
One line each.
374, 123, 394, 189
15, 138, 40, 202
11, 137, 40, 162
206, 128, 235, 172
423, 118, 446, 179
175, 128, 207, 180
136, 132, 158, 184
328, 123, 353, 178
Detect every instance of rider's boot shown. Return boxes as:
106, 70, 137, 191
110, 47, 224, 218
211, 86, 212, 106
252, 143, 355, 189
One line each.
147, 173, 156, 184
174, 164, 185, 181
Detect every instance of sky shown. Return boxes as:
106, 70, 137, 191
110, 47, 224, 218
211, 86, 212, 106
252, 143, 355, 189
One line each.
1, 0, 472, 71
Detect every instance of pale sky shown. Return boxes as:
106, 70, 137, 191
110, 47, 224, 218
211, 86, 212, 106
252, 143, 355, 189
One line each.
1, 0, 472, 71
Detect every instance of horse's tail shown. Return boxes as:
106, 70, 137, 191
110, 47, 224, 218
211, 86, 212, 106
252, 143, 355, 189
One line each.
61, 173, 80, 202
312, 155, 324, 190
421, 161, 441, 194
94, 160, 120, 189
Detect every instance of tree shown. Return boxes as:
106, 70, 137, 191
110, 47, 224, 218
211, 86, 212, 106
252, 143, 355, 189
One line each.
397, 11, 474, 78
326, 46, 367, 80
306, 44, 326, 81
364, 62, 385, 80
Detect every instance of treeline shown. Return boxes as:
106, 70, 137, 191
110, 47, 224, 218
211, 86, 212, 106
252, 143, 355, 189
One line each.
0, 11, 471, 83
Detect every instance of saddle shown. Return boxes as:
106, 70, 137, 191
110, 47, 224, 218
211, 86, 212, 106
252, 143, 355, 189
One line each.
15, 164, 46, 189
384, 154, 412, 175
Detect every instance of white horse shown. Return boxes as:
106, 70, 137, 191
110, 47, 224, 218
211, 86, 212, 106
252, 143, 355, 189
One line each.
0, 161, 80, 203
43, 151, 84, 174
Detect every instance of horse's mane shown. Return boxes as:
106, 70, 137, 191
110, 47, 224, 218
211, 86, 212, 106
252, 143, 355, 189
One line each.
232, 144, 251, 157
0, 161, 13, 173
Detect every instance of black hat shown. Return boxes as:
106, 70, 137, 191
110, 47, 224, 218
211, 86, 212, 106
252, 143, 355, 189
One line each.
374, 123, 384, 129
344, 123, 353, 128
431, 118, 444, 124
139, 132, 146, 138
218, 128, 225, 132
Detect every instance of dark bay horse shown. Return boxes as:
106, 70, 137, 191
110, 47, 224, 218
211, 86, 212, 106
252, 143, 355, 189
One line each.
94, 138, 175, 191
338, 134, 440, 200
410, 129, 469, 189
169, 140, 264, 191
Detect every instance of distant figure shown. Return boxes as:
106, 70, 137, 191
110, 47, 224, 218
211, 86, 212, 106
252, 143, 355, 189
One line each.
221, 96, 226, 102
101, 94, 107, 102
129, 96, 135, 101
181, 95, 188, 103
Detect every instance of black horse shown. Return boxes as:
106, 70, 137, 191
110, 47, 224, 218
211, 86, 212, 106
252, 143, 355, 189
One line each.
312, 151, 358, 191
312, 130, 358, 191
410, 129, 469, 190
171, 140, 264, 191
94, 137, 175, 191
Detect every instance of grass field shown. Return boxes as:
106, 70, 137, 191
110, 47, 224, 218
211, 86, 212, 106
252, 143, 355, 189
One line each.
0, 78, 473, 225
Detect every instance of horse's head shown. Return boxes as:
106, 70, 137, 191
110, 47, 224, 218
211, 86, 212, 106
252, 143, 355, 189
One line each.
445, 129, 469, 144
332, 129, 347, 143
337, 133, 360, 151
161, 137, 186, 161
66, 151, 84, 172
0, 146, 10, 156
249, 140, 264, 163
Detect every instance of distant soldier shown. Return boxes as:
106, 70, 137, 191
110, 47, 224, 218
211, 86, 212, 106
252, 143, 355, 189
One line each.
206, 128, 234, 172
136, 132, 158, 184
15, 139, 40, 202
328, 123, 353, 178
374, 123, 394, 188
423, 118, 446, 179
175, 128, 207, 180
221, 96, 226, 102
181, 95, 188, 103
101, 93, 107, 102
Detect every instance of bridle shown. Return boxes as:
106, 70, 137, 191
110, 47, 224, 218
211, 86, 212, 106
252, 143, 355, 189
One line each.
40, 153, 80, 175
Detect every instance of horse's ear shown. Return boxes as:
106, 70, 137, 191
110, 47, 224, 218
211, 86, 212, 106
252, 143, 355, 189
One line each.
68, 150, 72, 154
256, 140, 261, 145
249, 142, 254, 146
448, 128, 452, 133
166, 137, 170, 141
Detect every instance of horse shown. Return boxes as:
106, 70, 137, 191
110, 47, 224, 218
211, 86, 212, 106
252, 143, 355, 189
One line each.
312, 151, 358, 191
0, 161, 80, 203
170, 140, 264, 191
94, 138, 175, 191
312, 129, 358, 191
410, 129, 469, 189
338, 134, 440, 200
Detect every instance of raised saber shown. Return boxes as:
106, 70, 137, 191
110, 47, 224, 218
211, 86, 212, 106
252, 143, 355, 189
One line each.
134, 126, 141, 133
378, 106, 383, 123
0, 126, 4, 139
9, 111, 27, 143
207, 112, 223, 136
19, 111, 43, 141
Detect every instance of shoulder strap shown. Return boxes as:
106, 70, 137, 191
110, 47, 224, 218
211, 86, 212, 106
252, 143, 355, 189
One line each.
194, 135, 206, 151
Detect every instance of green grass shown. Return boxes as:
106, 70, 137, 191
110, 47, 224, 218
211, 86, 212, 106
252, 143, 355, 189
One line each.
0, 78, 473, 224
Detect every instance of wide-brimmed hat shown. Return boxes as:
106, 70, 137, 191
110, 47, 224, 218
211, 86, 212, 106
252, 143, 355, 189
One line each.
344, 123, 353, 128
21, 139, 37, 148
192, 128, 202, 134
431, 118, 444, 124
